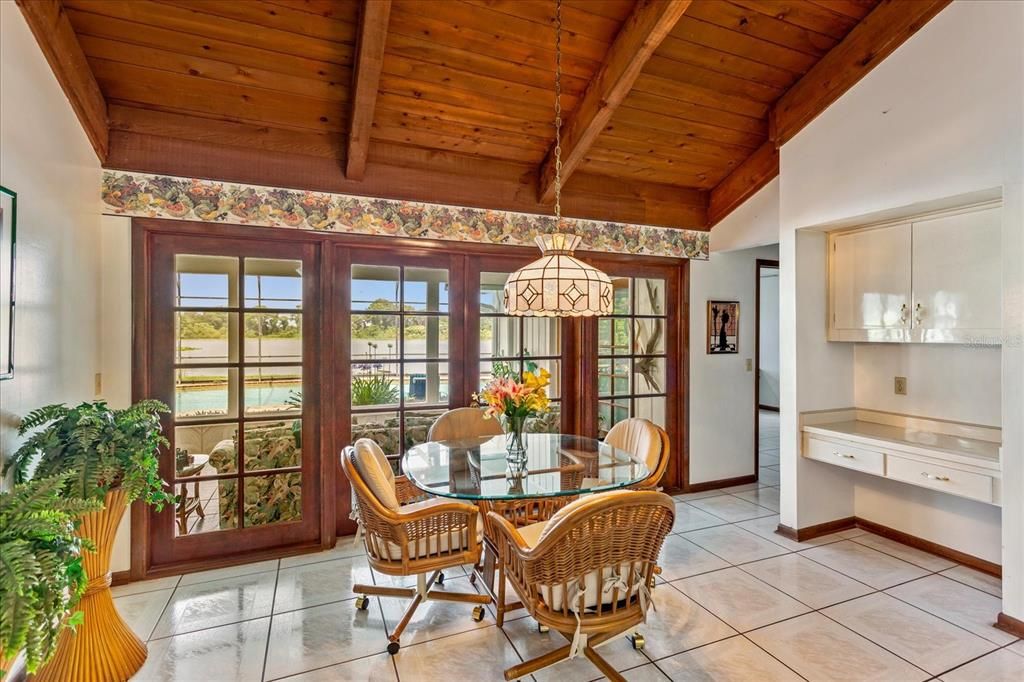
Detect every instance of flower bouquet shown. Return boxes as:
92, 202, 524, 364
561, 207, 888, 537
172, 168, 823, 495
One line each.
476, 367, 551, 465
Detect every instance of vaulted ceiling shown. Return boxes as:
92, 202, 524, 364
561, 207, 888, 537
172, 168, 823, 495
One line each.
20, 0, 950, 229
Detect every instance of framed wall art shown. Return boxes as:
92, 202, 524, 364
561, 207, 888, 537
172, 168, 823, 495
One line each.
1, 185, 16, 380
707, 300, 738, 354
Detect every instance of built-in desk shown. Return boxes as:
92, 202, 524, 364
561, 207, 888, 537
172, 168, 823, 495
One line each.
801, 409, 1002, 506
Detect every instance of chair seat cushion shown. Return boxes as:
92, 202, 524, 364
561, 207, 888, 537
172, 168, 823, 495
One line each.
382, 498, 483, 561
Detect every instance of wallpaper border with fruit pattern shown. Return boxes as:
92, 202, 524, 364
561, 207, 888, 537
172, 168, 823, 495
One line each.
101, 171, 710, 260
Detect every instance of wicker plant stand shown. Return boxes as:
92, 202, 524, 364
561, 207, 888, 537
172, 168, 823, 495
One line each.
34, 489, 147, 682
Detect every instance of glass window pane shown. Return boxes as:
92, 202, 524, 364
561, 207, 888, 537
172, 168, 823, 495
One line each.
480, 272, 510, 313
244, 420, 301, 471
634, 357, 666, 395
403, 362, 449, 405
351, 314, 399, 361
404, 315, 449, 359
480, 316, 519, 359
243, 473, 302, 527
522, 317, 560, 357
176, 367, 238, 420
597, 358, 630, 396
175, 255, 238, 308
176, 312, 237, 364
612, 277, 631, 315
351, 411, 401, 457
636, 278, 665, 316
598, 319, 631, 355
634, 318, 666, 355
244, 366, 302, 416
351, 364, 400, 407
480, 360, 521, 391
404, 267, 449, 312
352, 264, 399, 311
635, 397, 666, 428
245, 258, 302, 309
404, 409, 448, 452
175, 478, 236, 536
527, 358, 561, 400
175, 424, 237, 474
245, 313, 302, 363
598, 399, 630, 438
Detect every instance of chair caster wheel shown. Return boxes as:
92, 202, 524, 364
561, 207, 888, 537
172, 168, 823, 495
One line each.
630, 632, 645, 650
537, 623, 549, 633
472, 605, 486, 622
355, 596, 370, 611
437, 572, 445, 585
387, 641, 400, 655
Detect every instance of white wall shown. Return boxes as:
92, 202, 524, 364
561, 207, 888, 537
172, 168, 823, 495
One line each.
0, 4, 103, 479
777, 0, 1023, 619
689, 244, 778, 485
758, 269, 779, 409
711, 178, 780, 253
854, 344, 1001, 426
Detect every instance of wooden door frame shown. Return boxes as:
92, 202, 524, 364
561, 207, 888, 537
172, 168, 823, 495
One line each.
131, 217, 692, 577
754, 259, 780, 477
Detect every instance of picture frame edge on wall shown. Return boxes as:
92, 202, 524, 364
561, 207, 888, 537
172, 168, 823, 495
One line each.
706, 299, 739, 355
0, 184, 16, 381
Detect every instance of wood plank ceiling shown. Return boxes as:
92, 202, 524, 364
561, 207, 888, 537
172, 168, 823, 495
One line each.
22, 0, 951, 230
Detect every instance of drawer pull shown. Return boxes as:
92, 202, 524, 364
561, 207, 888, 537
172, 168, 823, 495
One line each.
833, 451, 855, 459
921, 472, 950, 482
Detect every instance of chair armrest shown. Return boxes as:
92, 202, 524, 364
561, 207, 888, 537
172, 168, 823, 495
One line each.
393, 497, 481, 547
486, 511, 534, 559
395, 475, 429, 505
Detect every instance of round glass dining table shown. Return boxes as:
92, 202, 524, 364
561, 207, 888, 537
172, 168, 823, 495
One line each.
401, 432, 651, 501
401, 432, 651, 624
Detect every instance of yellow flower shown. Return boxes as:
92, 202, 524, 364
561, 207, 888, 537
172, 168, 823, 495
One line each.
523, 368, 550, 390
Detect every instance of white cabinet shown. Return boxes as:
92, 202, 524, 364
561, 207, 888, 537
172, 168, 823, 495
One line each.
830, 224, 911, 342
911, 207, 1001, 343
827, 203, 1001, 345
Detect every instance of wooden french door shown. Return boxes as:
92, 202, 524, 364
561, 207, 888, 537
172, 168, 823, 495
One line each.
141, 232, 322, 571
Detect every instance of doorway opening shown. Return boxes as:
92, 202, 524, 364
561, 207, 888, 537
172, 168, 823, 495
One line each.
755, 259, 779, 479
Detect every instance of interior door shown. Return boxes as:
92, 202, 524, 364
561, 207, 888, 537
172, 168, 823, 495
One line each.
144, 232, 321, 571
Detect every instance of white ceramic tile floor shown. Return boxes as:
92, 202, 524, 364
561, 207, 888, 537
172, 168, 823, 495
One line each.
115, 457, 1020, 681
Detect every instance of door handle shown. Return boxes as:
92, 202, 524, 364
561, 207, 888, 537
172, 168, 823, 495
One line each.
921, 472, 950, 482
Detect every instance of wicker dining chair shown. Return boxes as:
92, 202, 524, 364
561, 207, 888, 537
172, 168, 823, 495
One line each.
488, 490, 675, 681
341, 440, 491, 654
427, 406, 503, 442
584, 418, 670, 491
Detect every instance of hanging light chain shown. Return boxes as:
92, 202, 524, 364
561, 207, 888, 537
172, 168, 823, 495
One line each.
553, 0, 563, 229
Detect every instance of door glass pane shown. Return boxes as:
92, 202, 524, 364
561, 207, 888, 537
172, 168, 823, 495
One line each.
351, 314, 399, 361
244, 366, 302, 416
634, 318, 665, 355
245, 313, 301, 362
403, 362, 449, 405
404, 316, 449, 358
636, 278, 665, 315
598, 319, 631, 355
635, 397, 666, 428
480, 317, 519, 359
244, 420, 301, 471
522, 317, 560, 357
175, 255, 238, 307
480, 360, 521, 391
175, 479, 237, 536
404, 267, 449, 312
351, 411, 401, 456
528, 358, 561, 399
527, 402, 561, 433
405, 409, 448, 451
351, 363, 401, 407
176, 368, 237, 420
612, 277, 631, 315
598, 358, 630, 396
243, 473, 302, 527
175, 424, 237, 474
598, 399, 630, 437
352, 265, 400, 310
479, 272, 508, 312
245, 258, 302, 309
176, 311, 237, 364
634, 357, 666, 395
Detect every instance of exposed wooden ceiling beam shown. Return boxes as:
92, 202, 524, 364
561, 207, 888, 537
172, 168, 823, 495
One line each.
708, 0, 952, 226
17, 0, 108, 162
346, 0, 392, 181
537, 0, 692, 204
105, 128, 708, 229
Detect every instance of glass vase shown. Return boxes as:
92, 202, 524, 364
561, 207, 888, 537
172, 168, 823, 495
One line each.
504, 413, 528, 467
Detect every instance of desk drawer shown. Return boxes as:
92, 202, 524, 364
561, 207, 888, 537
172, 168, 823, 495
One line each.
804, 436, 885, 475
886, 454, 994, 504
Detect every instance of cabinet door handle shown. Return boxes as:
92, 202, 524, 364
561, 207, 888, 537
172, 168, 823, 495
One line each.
914, 303, 924, 325
833, 451, 855, 459
899, 303, 908, 324
921, 472, 950, 482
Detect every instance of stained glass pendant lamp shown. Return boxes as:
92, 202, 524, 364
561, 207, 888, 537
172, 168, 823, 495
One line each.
503, 0, 613, 317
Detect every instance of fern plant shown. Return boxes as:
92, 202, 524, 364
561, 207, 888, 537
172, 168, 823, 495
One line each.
4, 400, 175, 509
0, 474, 102, 676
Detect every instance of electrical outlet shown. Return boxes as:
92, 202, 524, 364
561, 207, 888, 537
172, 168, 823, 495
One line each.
745, 358, 753, 372
94, 372, 103, 396
894, 376, 907, 395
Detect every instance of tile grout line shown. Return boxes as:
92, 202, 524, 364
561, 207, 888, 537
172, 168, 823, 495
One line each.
259, 560, 282, 682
